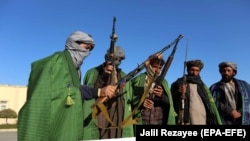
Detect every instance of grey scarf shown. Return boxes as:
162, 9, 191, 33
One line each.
65, 31, 95, 69
66, 41, 90, 70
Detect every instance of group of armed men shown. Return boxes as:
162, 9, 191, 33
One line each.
17, 30, 250, 141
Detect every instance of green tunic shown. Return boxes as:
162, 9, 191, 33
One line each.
18, 51, 84, 141
131, 73, 176, 125
82, 65, 134, 140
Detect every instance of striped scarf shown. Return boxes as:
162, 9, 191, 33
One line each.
210, 79, 250, 125
235, 80, 250, 125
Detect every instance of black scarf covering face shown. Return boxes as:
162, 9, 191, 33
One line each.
173, 75, 217, 124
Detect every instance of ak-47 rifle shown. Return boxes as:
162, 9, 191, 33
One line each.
107, 16, 118, 85
94, 16, 117, 104
146, 34, 183, 125
95, 34, 184, 105
178, 38, 189, 125
117, 34, 183, 87
149, 34, 183, 100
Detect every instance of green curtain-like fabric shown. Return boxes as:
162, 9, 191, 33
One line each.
18, 51, 83, 141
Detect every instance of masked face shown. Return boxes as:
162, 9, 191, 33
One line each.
106, 57, 123, 67
104, 46, 125, 66
114, 57, 122, 66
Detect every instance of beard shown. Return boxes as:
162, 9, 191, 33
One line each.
221, 74, 234, 82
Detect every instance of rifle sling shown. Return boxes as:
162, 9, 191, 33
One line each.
91, 74, 156, 129
91, 100, 137, 129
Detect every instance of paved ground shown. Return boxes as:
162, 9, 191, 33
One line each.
0, 129, 17, 141
0, 129, 135, 141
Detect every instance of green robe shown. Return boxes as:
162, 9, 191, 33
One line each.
131, 73, 176, 125
18, 51, 84, 141
82, 65, 134, 140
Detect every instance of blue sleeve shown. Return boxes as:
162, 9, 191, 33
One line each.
80, 85, 98, 100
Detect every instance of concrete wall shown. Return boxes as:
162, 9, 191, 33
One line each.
0, 85, 27, 124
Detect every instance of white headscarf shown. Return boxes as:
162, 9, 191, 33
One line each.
65, 31, 95, 70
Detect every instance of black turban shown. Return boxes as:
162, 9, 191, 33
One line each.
186, 59, 204, 70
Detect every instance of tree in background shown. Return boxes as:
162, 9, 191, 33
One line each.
0, 108, 17, 124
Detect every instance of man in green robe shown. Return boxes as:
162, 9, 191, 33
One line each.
17, 31, 117, 141
131, 57, 176, 126
82, 46, 134, 140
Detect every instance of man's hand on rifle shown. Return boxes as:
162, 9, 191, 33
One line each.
143, 99, 154, 109
150, 53, 164, 60
178, 84, 187, 94
99, 85, 117, 99
104, 61, 114, 74
152, 85, 163, 98
145, 53, 163, 66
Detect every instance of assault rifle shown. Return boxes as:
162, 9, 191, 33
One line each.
117, 34, 183, 87
95, 34, 184, 104
107, 16, 118, 85
145, 34, 183, 125
178, 38, 189, 125
149, 34, 183, 100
